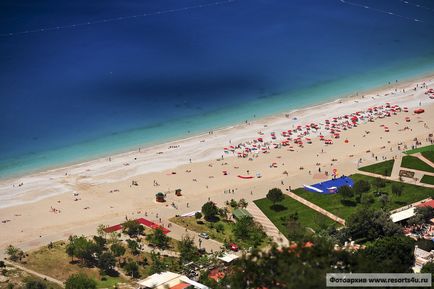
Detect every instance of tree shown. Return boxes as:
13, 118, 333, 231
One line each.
224, 238, 351, 289
150, 252, 165, 274
201, 202, 219, 221
96, 224, 108, 238
238, 198, 248, 209
219, 207, 229, 220
122, 220, 144, 238
373, 177, 386, 192
5, 245, 24, 262
421, 262, 434, 274
360, 194, 374, 206
266, 188, 284, 208
194, 212, 202, 220
344, 208, 402, 243
93, 235, 106, 252
24, 279, 47, 289
391, 184, 403, 196
379, 194, 389, 208
124, 260, 140, 278
286, 212, 305, 241
416, 206, 434, 222
233, 216, 266, 247
65, 273, 96, 289
146, 228, 169, 249
233, 216, 254, 240
66, 236, 99, 266
110, 243, 126, 259
409, 206, 434, 225
215, 223, 225, 233
338, 185, 354, 201
230, 199, 238, 208
126, 239, 141, 255
356, 236, 415, 273
178, 235, 198, 263
98, 252, 116, 275
353, 180, 371, 194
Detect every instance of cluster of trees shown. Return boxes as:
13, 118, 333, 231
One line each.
232, 216, 267, 247
64, 220, 174, 281
329, 207, 402, 243
65, 235, 115, 274
408, 206, 434, 226
338, 178, 405, 208
227, 198, 248, 209
199, 201, 267, 247
201, 232, 416, 289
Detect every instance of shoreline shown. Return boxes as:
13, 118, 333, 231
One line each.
0, 71, 433, 208
2, 69, 434, 182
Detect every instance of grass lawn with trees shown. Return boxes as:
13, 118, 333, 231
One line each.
358, 160, 394, 176
254, 196, 337, 236
293, 174, 434, 220
170, 215, 270, 249
404, 144, 434, 155
421, 175, 434, 185
24, 241, 129, 287
401, 156, 434, 173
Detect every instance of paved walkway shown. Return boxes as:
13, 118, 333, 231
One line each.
5, 260, 65, 287
358, 154, 434, 189
390, 155, 403, 180
285, 191, 346, 225
246, 202, 289, 247
167, 221, 224, 253
415, 153, 434, 168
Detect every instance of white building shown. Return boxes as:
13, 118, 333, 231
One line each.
137, 271, 209, 289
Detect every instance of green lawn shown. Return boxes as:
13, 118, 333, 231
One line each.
421, 175, 434, 185
359, 160, 394, 176
254, 196, 337, 237
404, 144, 434, 155
422, 151, 434, 163
401, 156, 434, 173
292, 174, 434, 220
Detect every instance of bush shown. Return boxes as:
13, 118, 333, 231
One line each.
65, 273, 96, 289
194, 212, 202, 220
338, 186, 354, 200
354, 180, 370, 194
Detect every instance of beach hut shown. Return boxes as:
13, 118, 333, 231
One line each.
155, 192, 166, 202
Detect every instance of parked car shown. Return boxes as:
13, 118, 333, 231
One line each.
199, 232, 209, 239
228, 243, 239, 252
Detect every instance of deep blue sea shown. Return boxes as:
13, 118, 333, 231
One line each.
1, 0, 434, 178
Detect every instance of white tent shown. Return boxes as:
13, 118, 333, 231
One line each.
390, 207, 415, 223
218, 253, 239, 263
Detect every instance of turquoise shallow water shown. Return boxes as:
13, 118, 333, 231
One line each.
1, 0, 434, 178
1, 56, 434, 179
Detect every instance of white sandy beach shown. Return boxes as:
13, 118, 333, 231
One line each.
0, 74, 433, 256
